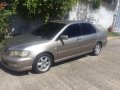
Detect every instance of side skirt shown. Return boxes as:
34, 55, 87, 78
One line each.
54, 50, 92, 63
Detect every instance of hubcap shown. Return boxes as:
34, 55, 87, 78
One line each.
94, 44, 101, 55
37, 56, 51, 72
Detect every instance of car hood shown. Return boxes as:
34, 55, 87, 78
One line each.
5, 34, 50, 49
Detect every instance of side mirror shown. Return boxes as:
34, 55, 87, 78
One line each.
60, 35, 68, 40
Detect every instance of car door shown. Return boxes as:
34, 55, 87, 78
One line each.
57, 24, 81, 59
77, 23, 97, 53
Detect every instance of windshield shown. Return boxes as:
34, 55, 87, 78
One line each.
32, 22, 65, 39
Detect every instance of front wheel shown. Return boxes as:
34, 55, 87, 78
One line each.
92, 43, 102, 56
32, 53, 53, 73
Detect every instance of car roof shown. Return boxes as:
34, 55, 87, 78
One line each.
50, 20, 88, 25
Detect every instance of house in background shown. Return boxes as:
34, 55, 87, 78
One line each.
68, 0, 120, 32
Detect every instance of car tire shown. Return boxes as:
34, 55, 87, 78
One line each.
92, 42, 102, 56
32, 53, 53, 73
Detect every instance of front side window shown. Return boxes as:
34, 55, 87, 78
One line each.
62, 24, 81, 38
80, 23, 96, 35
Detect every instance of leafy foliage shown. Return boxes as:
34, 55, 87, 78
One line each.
0, 1, 13, 44
92, 0, 101, 9
80, 0, 101, 9
12, 0, 79, 21
0, 9, 12, 42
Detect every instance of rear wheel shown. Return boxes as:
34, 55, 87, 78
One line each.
32, 53, 53, 73
92, 43, 102, 56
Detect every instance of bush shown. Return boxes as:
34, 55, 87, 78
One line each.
0, 9, 12, 43
12, 0, 79, 21
92, 0, 101, 9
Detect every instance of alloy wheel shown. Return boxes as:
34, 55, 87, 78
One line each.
37, 56, 51, 72
94, 44, 101, 55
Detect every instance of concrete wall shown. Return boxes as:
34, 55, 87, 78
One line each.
69, 2, 116, 30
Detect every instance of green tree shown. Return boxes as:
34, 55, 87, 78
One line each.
12, 0, 79, 21
0, 1, 12, 43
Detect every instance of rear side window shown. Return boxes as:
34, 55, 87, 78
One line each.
80, 23, 96, 35
62, 24, 81, 38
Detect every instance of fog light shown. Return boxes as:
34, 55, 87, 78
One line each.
8, 63, 21, 67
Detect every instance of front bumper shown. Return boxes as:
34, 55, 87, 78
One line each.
1, 56, 34, 72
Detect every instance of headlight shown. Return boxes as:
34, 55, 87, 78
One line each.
9, 50, 30, 57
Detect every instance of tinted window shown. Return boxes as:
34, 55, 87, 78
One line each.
32, 22, 65, 39
62, 24, 81, 38
80, 23, 96, 35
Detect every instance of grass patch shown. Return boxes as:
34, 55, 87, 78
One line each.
107, 31, 120, 37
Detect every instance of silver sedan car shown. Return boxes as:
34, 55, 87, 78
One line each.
1, 20, 107, 73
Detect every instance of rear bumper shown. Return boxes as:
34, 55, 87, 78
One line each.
102, 39, 107, 47
1, 56, 33, 72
